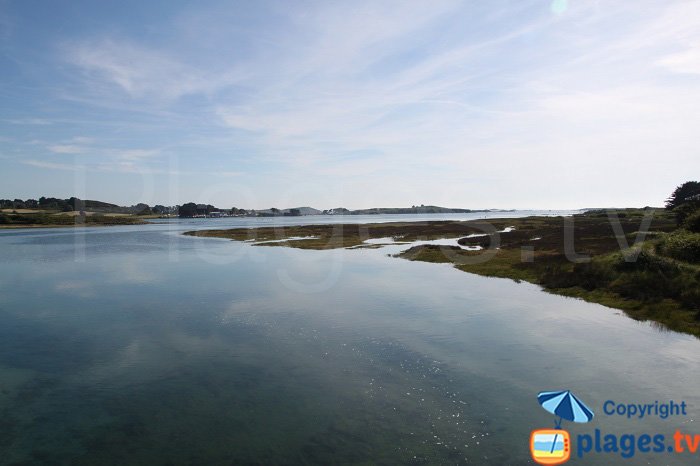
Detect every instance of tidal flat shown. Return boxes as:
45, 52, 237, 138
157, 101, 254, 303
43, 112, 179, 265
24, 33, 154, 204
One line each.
187, 209, 700, 337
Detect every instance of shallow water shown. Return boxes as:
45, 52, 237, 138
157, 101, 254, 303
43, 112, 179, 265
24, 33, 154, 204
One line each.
0, 213, 698, 465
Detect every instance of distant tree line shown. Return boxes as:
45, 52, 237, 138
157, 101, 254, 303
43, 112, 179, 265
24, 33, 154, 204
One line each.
0, 197, 177, 216
177, 203, 303, 217
0, 197, 282, 218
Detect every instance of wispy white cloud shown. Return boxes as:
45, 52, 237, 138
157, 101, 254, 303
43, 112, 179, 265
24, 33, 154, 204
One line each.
48, 144, 88, 154
219, 2, 700, 158
45, 138, 162, 161
22, 158, 180, 175
5, 1, 700, 207
4, 118, 52, 125
594, 2, 700, 75
657, 43, 700, 75
26, 137, 166, 173
115, 149, 161, 161
212, 171, 243, 178
63, 38, 248, 100
23, 159, 76, 171
23, 154, 234, 179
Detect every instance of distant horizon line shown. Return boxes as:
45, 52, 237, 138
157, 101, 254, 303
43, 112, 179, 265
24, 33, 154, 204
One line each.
1, 195, 666, 213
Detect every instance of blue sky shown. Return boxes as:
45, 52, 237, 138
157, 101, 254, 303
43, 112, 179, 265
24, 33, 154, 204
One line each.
1, 0, 698, 209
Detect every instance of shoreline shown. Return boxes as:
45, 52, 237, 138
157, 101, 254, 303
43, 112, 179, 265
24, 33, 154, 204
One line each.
0, 221, 152, 229
0, 212, 152, 229
0, 220, 150, 229
185, 210, 700, 338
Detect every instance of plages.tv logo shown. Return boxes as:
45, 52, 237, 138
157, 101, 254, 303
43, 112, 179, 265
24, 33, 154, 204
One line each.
530, 390, 594, 465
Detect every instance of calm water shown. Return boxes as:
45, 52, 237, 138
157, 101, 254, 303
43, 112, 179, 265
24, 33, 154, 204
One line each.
0, 213, 698, 465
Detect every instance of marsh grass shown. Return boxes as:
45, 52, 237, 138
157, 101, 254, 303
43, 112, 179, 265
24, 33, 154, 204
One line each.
186, 209, 700, 337
0, 212, 147, 228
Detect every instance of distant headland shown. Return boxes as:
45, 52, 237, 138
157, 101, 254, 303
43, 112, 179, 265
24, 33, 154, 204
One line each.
175, 202, 502, 218
0, 197, 505, 226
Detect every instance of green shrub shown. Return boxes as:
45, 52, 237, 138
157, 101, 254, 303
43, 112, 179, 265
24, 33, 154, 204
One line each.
615, 249, 679, 274
673, 202, 700, 225
609, 271, 674, 301
659, 231, 700, 263
683, 209, 700, 233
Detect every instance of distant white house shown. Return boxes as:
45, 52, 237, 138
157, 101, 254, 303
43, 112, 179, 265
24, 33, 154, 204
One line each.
208, 211, 222, 218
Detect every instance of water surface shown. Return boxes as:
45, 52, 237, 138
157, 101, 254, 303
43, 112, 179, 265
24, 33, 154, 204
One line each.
0, 213, 698, 465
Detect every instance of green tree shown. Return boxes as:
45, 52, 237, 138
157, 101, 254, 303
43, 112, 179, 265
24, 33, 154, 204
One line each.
666, 181, 700, 225
178, 202, 198, 217
666, 181, 700, 209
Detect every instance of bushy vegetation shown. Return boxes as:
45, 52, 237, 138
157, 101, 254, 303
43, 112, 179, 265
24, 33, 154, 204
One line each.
539, 250, 699, 311
683, 210, 700, 233
0, 212, 145, 226
658, 230, 700, 263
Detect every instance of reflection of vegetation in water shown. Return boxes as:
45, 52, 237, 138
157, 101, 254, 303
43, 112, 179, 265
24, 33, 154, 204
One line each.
401, 209, 700, 337
188, 201, 700, 337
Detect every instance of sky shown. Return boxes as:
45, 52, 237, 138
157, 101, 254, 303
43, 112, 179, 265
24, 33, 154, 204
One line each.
0, 0, 698, 210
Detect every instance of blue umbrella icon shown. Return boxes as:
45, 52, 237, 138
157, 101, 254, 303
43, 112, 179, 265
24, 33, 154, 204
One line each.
537, 390, 594, 429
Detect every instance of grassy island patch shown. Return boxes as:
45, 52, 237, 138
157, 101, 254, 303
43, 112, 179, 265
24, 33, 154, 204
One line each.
186, 208, 700, 337
0, 211, 149, 228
